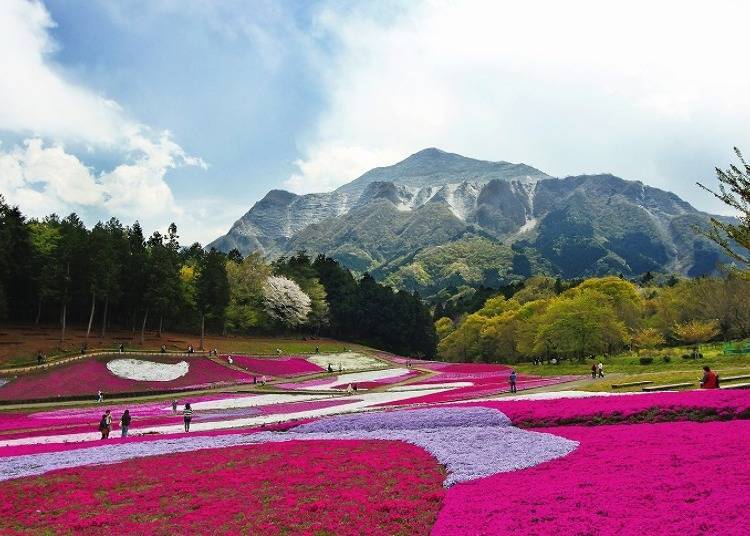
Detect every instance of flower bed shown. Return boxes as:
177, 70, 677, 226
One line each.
224, 355, 323, 376
0, 440, 445, 535
106, 358, 189, 381
307, 352, 387, 371
0, 357, 253, 401
331, 369, 422, 390
280, 368, 411, 391
379, 376, 577, 406
476, 389, 750, 427
433, 420, 750, 535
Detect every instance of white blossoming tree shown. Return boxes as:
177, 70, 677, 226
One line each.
262, 275, 312, 329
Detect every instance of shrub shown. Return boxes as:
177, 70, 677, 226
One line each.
662, 355, 671, 363
639, 357, 654, 365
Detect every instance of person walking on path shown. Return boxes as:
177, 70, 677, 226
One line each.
37, 352, 43, 366
183, 403, 193, 432
509, 370, 518, 393
172, 400, 178, 414
700, 366, 719, 389
120, 410, 131, 438
99, 410, 112, 439
97, 390, 104, 403
597, 362, 604, 378
591, 364, 597, 379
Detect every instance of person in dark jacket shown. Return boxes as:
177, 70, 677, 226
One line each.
183, 403, 193, 432
509, 370, 518, 393
99, 410, 112, 439
120, 410, 131, 438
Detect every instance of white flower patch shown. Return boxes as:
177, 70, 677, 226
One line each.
307, 352, 387, 371
106, 359, 189, 382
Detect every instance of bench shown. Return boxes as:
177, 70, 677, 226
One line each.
642, 382, 693, 392
612, 381, 654, 389
719, 382, 750, 390
718, 374, 750, 382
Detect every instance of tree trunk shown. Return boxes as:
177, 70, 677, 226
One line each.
60, 302, 67, 349
35, 297, 43, 326
86, 291, 96, 341
158, 315, 163, 339
140, 308, 149, 345
100, 296, 109, 338
200, 313, 205, 351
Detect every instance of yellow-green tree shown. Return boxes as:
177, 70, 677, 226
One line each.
534, 290, 628, 361
574, 276, 643, 328
437, 313, 488, 362
434, 316, 455, 341
631, 327, 666, 350
672, 319, 720, 345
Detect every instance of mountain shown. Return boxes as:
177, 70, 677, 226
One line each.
210, 148, 731, 294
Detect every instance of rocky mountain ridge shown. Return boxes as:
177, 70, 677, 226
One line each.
210, 148, 729, 292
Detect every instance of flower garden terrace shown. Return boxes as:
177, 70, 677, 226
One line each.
1, 351, 749, 534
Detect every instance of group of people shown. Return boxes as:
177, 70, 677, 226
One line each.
591, 362, 605, 379
98, 409, 131, 439
98, 401, 195, 439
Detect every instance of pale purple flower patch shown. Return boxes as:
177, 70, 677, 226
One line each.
0, 407, 577, 487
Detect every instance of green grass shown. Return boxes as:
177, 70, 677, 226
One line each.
513, 342, 750, 393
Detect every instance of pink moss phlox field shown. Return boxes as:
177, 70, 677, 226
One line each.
223, 354, 323, 376
331, 370, 421, 389
433, 420, 750, 535
277, 376, 334, 389
290, 407, 577, 486
380, 376, 576, 406
477, 390, 750, 426
0, 419, 309, 459
0, 357, 253, 401
0, 440, 445, 535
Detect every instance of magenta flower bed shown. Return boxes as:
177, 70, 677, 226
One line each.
380, 376, 576, 406
0, 440, 445, 535
331, 370, 422, 390
477, 390, 750, 426
433, 420, 750, 535
0, 357, 253, 401
224, 354, 323, 376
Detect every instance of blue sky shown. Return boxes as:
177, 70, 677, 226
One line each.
1, 1, 749, 244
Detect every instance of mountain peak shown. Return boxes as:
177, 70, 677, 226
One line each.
335, 149, 549, 197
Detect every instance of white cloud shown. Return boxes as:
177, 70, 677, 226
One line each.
288, 0, 750, 211
0, 0, 205, 228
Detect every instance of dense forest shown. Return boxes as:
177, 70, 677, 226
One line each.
0, 197, 436, 358
434, 273, 750, 363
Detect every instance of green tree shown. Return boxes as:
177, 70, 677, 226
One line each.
534, 290, 628, 361
225, 252, 271, 332
697, 147, 750, 265
435, 317, 454, 341
672, 319, 720, 345
196, 248, 230, 349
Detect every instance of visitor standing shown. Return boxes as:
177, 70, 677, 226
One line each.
172, 400, 178, 414
260, 375, 267, 385
99, 410, 112, 439
591, 364, 597, 379
97, 390, 104, 403
227, 356, 233, 365
120, 410, 131, 438
700, 366, 719, 389
509, 370, 517, 393
160, 344, 167, 353
37, 351, 43, 366
597, 362, 604, 378
183, 403, 193, 432
118, 343, 124, 353
327, 363, 333, 374
315, 345, 320, 354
